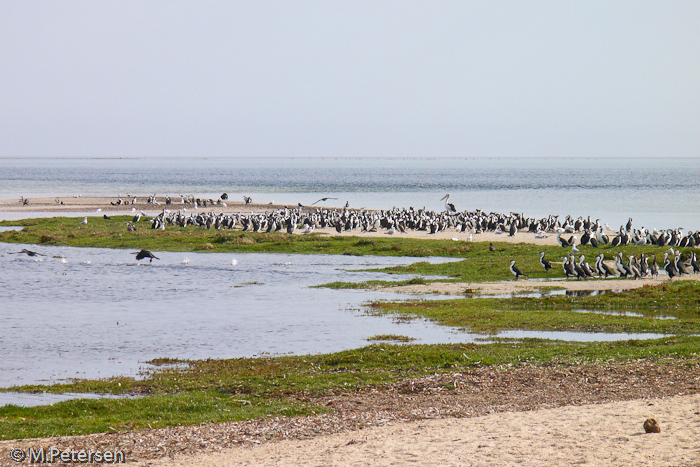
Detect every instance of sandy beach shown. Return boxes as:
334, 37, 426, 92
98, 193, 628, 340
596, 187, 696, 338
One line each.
132, 395, 700, 467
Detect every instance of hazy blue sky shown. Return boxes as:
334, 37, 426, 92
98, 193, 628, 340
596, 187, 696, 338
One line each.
1, 1, 699, 159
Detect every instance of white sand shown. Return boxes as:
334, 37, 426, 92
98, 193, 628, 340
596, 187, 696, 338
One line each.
132, 394, 700, 467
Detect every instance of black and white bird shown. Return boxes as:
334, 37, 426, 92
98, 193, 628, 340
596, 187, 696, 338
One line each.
509, 260, 525, 280
539, 252, 553, 273
664, 254, 677, 280
133, 249, 159, 263
441, 194, 457, 213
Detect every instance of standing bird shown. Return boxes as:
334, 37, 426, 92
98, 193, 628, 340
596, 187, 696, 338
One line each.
650, 254, 659, 278
489, 242, 496, 252
79, 216, 88, 225
664, 254, 677, 280
596, 254, 616, 278
539, 252, 553, 273
509, 260, 525, 280
133, 250, 159, 263
441, 194, 457, 213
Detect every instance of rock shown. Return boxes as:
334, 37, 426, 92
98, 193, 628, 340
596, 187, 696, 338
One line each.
643, 418, 660, 433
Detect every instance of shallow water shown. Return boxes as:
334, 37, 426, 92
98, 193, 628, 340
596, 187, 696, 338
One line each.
0, 391, 134, 407
0, 244, 469, 387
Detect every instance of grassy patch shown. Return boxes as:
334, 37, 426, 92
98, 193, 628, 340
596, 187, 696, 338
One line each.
368, 281, 700, 334
0, 392, 319, 440
3, 216, 694, 283
3, 336, 700, 439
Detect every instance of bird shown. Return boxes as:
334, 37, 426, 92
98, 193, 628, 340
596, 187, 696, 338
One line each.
441, 194, 457, 213
489, 242, 496, 252
126, 222, 137, 232
556, 233, 568, 247
596, 253, 616, 278
133, 250, 159, 263
182, 258, 190, 265
664, 254, 677, 280
539, 252, 553, 273
231, 258, 238, 266
79, 216, 88, 225
103, 214, 111, 220
312, 197, 338, 205
10, 248, 45, 257
509, 260, 525, 280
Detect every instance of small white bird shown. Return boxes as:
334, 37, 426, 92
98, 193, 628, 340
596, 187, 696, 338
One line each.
231, 259, 238, 266
96, 208, 102, 213
182, 258, 190, 265
79, 217, 88, 225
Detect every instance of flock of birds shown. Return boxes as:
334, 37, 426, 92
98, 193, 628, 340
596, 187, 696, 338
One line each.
13, 193, 700, 283
509, 249, 700, 282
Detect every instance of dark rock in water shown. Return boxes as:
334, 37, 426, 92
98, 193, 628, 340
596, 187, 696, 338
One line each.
643, 418, 660, 433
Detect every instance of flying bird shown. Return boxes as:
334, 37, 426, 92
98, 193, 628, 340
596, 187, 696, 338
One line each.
133, 250, 159, 263
312, 197, 338, 205
10, 248, 45, 257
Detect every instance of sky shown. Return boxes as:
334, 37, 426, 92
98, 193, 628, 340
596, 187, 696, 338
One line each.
1, 1, 699, 159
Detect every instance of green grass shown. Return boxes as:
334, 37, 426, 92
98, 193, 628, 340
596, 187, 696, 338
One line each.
0, 216, 473, 258
3, 216, 692, 283
3, 337, 700, 439
0, 392, 318, 440
368, 281, 700, 334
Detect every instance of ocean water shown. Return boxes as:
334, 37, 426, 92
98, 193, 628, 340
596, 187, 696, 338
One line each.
2, 156, 700, 230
